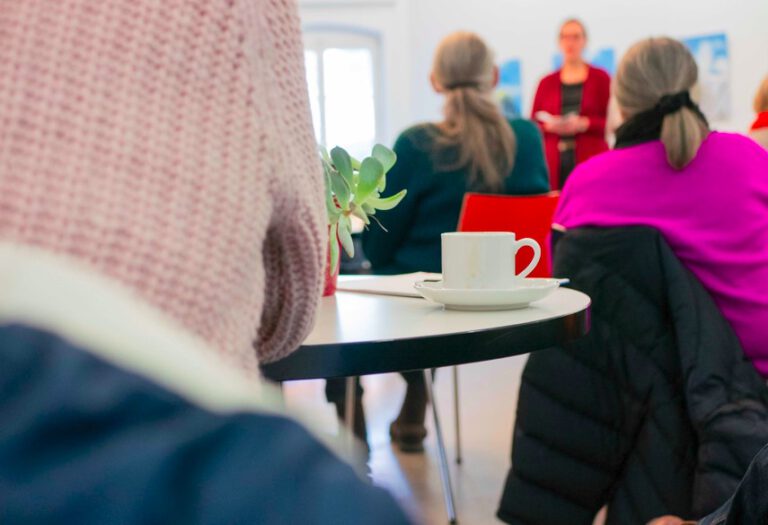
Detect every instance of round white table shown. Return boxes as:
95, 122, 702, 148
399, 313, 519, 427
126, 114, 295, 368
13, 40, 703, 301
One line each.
261, 284, 591, 380
261, 280, 591, 525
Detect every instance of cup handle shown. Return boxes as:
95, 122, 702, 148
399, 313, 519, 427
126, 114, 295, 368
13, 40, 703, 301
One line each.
513, 238, 541, 279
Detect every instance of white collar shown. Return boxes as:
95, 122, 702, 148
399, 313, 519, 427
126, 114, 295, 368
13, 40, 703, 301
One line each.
0, 242, 360, 467
0, 242, 280, 414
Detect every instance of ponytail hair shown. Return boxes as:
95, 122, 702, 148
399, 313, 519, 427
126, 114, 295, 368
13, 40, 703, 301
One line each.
615, 37, 709, 169
431, 31, 515, 190
660, 102, 710, 169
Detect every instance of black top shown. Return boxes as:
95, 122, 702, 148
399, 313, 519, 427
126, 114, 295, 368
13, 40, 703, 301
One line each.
559, 82, 584, 185
560, 82, 584, 127
362, 118, 550, 275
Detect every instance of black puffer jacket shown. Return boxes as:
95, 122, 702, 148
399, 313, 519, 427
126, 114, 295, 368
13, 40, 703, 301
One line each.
498, 227, 768, 525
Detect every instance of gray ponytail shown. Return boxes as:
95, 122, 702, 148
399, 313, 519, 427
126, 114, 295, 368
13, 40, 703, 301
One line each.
431, 31, 516, 190
615, 37, 709, 169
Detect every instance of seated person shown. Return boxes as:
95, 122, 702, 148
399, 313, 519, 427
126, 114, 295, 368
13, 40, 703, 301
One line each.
498, 37, 768, 525
555, 39, 768, 378
0, 1, 408, 523
750, 75, 768, 149
364, 31, 549, 276
327, 31, 549, 452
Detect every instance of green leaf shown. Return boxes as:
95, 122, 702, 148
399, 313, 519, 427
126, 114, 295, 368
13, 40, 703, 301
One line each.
338, 216, 355, 258
367, 189, 407, 211
350, 156, 362, 170
372, 144, 397, 173
329, 223, 340, 273
351, 205, 370, 225
327, 206, 342, 224
355, 157, 384, 205
372, 144, 395, 193
324, 168, 341, 221
329, 170, 351, 209
331, 147, 355, 189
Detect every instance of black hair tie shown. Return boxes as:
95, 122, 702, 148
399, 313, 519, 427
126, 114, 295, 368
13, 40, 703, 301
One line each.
444, 81, 480, 90
656, 91, 692, 115
614, 90, 709, 149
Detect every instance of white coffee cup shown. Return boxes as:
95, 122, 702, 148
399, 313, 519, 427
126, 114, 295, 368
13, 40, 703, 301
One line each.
441, 232, 541, 289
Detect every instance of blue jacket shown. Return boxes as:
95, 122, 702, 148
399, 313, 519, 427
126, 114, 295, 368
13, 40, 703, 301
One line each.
0, 324, 410, 525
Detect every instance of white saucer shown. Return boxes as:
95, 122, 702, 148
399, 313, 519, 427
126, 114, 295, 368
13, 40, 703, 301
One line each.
413, 279, 561, 311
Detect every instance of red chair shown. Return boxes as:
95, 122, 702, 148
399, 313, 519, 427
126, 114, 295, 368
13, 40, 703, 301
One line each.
457, 192, 560, 277
449, 191, 560, 466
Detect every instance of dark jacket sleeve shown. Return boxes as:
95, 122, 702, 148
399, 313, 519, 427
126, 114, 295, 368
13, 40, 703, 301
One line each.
662, 241, 768, 517
506, 119, 550, 195
698, 444, 768, 525
361, 130, 423, 270
499, 230, 652, 525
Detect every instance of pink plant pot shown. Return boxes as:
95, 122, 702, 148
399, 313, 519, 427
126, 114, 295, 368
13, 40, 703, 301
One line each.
323, 235, 341, 297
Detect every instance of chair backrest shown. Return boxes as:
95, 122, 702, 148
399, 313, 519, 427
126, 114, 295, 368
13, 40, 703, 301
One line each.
457, 192, 560, 278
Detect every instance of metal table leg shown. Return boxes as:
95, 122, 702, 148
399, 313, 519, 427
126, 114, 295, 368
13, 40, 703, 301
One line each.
453, 366, 462, 465
424, 369, 458, 524
344, 376, 356, 450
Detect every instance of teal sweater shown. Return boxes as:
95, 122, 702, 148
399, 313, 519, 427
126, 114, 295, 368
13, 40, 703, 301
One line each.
362, 118, 550, 274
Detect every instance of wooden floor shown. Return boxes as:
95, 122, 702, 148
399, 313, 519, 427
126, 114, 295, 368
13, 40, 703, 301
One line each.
283, 354, 529, 525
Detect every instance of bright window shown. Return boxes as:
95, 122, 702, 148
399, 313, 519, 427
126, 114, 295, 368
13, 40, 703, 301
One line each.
304, 31, 381, 161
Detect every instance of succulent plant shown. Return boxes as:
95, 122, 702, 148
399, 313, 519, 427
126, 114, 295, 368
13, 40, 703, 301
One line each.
321, 144, 407, 271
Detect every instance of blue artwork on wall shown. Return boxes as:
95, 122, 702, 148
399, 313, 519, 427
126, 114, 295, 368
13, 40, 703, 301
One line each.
553, 48, 616, 75
497, 59, 523, 119
682, 33, 730, 121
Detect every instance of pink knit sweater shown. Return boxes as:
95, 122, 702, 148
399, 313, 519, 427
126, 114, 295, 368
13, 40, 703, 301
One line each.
0, 0, 326, 373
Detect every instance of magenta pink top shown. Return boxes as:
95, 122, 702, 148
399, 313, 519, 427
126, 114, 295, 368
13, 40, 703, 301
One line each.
554, 132, 768, 377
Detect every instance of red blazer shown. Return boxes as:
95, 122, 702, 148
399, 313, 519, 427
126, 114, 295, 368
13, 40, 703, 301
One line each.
751, 111, 768, 131
531, 65, 611, 189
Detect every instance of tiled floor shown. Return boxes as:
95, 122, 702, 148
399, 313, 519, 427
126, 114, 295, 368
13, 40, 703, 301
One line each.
283, 353, 529, 525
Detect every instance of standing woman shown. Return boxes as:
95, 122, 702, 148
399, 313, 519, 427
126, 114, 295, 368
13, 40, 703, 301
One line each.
531, 19, 610, 189
750, 75, 768, 149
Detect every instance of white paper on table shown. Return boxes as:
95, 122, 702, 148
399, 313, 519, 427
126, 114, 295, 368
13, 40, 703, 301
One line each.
336, 272, 441, 298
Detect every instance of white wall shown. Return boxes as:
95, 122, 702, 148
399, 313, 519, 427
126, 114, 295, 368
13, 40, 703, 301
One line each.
408, 0, 768, 132
299, 0, 768, 144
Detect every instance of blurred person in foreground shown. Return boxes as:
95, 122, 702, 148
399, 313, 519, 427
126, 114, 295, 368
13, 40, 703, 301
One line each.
499, 37, 768, 525
0, 1, 410, 523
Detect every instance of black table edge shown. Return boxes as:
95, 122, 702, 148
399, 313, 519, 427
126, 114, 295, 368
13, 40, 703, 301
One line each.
261, 304, 591, 382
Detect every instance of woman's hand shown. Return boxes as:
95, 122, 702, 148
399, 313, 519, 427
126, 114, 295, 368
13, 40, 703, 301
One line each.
544, 115, 590, 136
543, 117, 571, 135
575, 115, 590, 132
